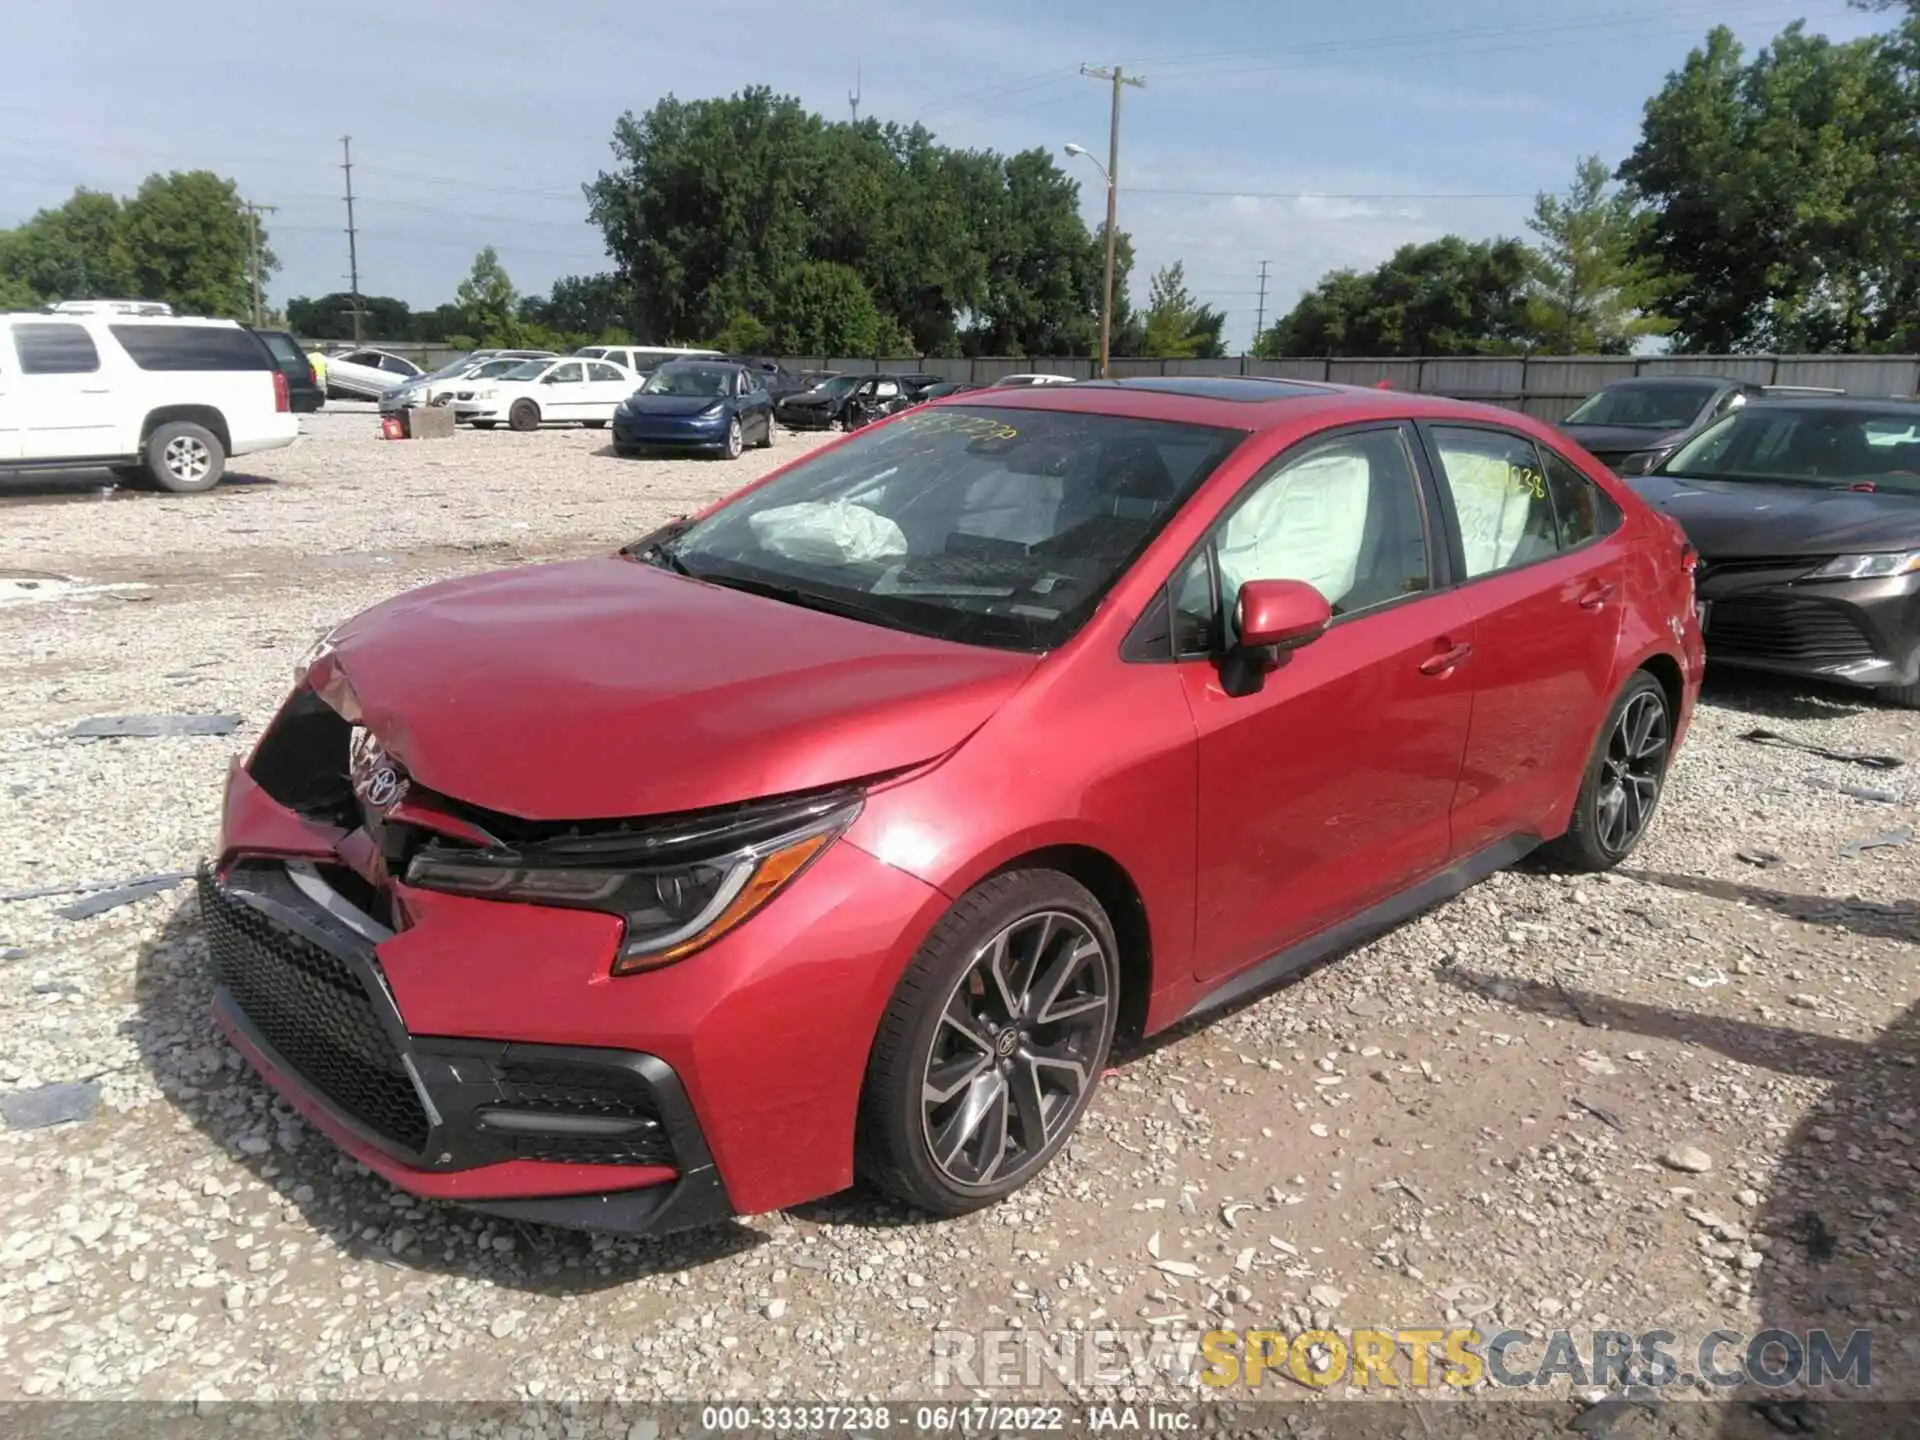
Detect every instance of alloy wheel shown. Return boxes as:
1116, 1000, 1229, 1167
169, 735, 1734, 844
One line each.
1596, 690, 1669, 853
164, 435, 211, 484
726, 417, 743, 458
920, 910, 1112, 1189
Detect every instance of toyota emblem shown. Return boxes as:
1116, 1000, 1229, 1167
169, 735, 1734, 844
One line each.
362, 766, 403, 808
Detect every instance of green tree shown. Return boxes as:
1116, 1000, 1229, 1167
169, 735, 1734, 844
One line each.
286, 292, 412, 341
769, 261, 888, 356
121, 171, 267, 319
0, 188, 136, 303
1620, 22, 1918, 351
1525, 155, 1670, 353
520, 272, 633, 338
1255, 237, 1539, 357
454, 247, 523, 346
1136, 261, 1229, 358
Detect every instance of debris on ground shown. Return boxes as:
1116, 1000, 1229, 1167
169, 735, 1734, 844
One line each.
1840, 825, 1914, 858
0, 1080, 100, 1130
65, 713, 242, 739
56, 873, 193, 919
1738, 727, 1903, 769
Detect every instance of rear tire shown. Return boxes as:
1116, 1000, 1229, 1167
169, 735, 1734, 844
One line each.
143, 421, 225, 494
858, 869, 1119, 1216
1545, 671, 1672, 872
508, 400, 540, 432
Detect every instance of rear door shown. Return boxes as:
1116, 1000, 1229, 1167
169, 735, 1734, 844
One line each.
584, 362, 631, 416
1416, 423, 1629, 854
8, 321, 119, 459
539, 361, 587, 419
1180, 422, 1475, 981
0, 324, 20, 458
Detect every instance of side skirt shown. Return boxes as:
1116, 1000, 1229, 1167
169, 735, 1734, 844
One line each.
1181, 834, 1540, 1024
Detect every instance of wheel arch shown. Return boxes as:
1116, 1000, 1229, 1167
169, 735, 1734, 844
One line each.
142, 405, 231, 455
972, 843, 1153, 1047
1636, 649, 1685, 726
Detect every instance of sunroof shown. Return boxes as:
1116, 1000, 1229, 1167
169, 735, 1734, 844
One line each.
1080, 375, 1332, 402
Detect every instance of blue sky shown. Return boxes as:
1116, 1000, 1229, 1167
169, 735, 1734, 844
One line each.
0, 0, 1883, 345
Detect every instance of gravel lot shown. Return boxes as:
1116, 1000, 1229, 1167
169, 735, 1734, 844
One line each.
2, 410, 1917, 1422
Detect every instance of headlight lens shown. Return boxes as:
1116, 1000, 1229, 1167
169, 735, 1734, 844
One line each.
476, 387, 497, 400
403, 795, 859, 973
699, 402, 725, 418
1807, 550, 1920, 581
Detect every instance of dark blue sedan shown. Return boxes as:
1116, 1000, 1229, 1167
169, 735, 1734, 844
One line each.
612, 360, 775, 459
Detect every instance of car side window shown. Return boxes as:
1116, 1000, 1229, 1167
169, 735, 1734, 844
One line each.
874, 380, 900, 399
1214, 426, 1432, 630
1538, 447, 1623, 550
588, 363, 623, 383
547, 363, 583, 384
1426, 427, 1560, 579
378, 354, 412, 375
14, 322, 101, 375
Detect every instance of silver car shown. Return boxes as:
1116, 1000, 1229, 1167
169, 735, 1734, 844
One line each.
379, 351, 557, 413
323, 347, 424, 401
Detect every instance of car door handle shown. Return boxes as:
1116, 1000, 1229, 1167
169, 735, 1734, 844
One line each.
1578, 581, 1617, 610
81, 387, 110, 394
1418, 641, 1474, 675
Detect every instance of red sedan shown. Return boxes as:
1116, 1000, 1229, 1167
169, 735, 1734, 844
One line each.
206, 376, 1703, 1234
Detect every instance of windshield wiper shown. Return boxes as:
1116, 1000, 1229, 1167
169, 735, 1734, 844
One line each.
697, 572, 927, 633
619, 519, 696, 575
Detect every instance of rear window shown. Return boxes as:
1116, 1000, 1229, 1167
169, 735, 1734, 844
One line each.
109, 324, 273, 372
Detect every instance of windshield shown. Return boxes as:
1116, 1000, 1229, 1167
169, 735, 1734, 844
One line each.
642, 364, 734, 397
501, 361, 550, 382
1564, 381, 1721, 429
644, 406, 1244, 651
1662, 407, 1920, 492
809, 375, 859, 397
425, 355, 482, 380
470, 359, 520, 379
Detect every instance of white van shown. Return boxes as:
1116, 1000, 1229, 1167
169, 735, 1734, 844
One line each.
575, 344, 724, 376
0, 313, 299, 493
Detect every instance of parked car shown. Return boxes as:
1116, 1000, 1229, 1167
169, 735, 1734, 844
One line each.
0, 313, 298, 493
913, 381, 979, 402
1626, 396, 1920, 706
379, 351, 557, 414
252, 328, 325, 413
576, 345, 725, 377
49, 298, 173, 317
322, 347, 424, 401
775, 372, 917, 431
452, 356, 638, 430
724, 356, 812, 402
205, 375, 1701, 1237
990, 372, 1078, 387
612, 360, 773, 459
1557, 376, 1763, 475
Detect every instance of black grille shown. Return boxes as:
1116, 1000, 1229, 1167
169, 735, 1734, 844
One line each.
1706, 595, 1877, 667
200, 873, 430, 1153
492, 1060, 674, 1166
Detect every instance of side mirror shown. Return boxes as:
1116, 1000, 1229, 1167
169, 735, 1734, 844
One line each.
1234, 578, 1331, 651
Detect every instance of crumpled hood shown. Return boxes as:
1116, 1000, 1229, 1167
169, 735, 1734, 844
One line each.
1627, 474, 1920, 557
311, 557, 1038, 820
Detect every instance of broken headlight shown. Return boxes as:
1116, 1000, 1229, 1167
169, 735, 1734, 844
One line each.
403, 792, 860, 973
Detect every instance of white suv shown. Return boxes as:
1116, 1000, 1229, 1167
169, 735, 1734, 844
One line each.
0, 313, 300, 493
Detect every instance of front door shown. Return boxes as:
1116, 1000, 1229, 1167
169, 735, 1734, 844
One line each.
539, 361, 587, 420
9, 321, 118, 460
1182, 423, 1475, 982
1416, 424, 1631, 852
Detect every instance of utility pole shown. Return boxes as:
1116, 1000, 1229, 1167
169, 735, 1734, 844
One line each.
1080, 63, 1144, 379
1253, 259, 1270, 354
243, 201, 278, 328
340, 136, 362, 342
849, 60, 862, 124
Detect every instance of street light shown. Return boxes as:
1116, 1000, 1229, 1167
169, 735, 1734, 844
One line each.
1064, 142, 1116, 379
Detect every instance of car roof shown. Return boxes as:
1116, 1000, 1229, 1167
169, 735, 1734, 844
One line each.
1594, 375, 1739, 389
941, 375, 1574, 436
1742, 395, 1920, 412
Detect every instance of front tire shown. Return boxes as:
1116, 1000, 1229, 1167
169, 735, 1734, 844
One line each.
722, 416, 744, 459
756, 412, 774, 448
1880, 681, 1920, 709
508, 400, 540, 432
144, 421, 225, 494
1546, 671, 1672, 872
859, 870, 1119, 1215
